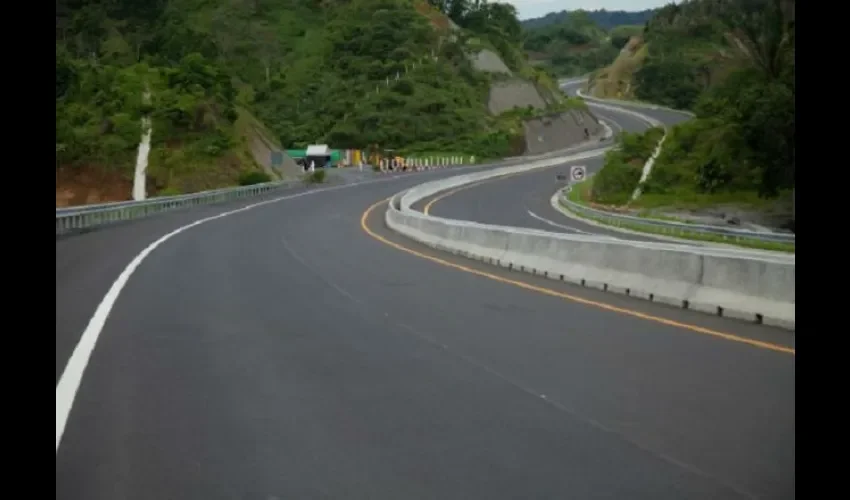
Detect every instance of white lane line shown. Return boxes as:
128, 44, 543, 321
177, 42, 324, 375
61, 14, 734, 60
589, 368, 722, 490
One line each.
601, 117, 624, 135
526, 208, 613, 237
593, 109, 636, 135
587, 101, 658, 130
56, 100, 649, 452
54, 174, 425, 453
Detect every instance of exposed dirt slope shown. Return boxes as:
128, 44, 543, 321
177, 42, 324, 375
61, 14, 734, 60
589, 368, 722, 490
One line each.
587, 36, 648, 99
523, 110, 602, 155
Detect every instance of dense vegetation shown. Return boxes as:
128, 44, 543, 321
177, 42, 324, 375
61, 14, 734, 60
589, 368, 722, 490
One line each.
522, 10, 648, 77
631, 0, 745, 109
258, 0, 527, 157
521, 8, 657, 31
57, 0, 281, 194
591, 128, 664, 205
56, 0, 555, 198
589, 0, 795, 226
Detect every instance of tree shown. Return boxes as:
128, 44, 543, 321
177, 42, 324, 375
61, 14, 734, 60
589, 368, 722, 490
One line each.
715, 0, 795, 81
609, 25, 642, 49
634, 57, 701, 109
714, 0, 795, 197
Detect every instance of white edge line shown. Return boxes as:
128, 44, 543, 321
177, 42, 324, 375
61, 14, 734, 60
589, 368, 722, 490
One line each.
546, 186, 697, 245
526, 209, 596, 235
547, 188, 791, 256
55, 174, 413, 452
57, 138, 626, 451
56, 97, 665, 452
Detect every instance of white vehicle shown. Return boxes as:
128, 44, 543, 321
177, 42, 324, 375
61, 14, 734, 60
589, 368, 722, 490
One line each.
304, 144, 331, 170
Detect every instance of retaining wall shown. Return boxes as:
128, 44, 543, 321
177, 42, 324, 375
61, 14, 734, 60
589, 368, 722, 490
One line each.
523, 110, 603, 155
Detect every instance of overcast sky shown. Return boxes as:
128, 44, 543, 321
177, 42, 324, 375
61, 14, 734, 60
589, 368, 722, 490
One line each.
504, 1, 678, 20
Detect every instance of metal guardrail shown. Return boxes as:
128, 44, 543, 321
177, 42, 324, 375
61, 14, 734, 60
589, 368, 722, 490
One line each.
56, 179, 302, 235
559, 193, 796, 245
54, 80, 628, 238
567, 88, 794, 245
55, 158, 489, 236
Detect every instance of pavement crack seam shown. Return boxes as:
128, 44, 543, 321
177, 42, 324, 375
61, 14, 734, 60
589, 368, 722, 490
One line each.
280, 235, 361, 304
393, 321, 758, 500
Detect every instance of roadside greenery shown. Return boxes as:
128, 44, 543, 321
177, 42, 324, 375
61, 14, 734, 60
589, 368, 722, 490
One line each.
565, 178, 794, 253
587, 0, 795, 228
238, 171, 272, 186
522, 10, 618, 77
591, 128, 663, 205
56, 0, 543, 193
304, 169, 327, 184
521, 9, 654, 78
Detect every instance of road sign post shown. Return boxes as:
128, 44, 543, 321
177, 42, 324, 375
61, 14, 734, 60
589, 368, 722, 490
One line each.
569, 165, 586, 184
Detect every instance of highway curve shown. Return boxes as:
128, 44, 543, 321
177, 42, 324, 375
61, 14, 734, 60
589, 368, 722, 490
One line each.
57, 117, 794, 499
420, 83, 694, 241
413, 154, 665, 241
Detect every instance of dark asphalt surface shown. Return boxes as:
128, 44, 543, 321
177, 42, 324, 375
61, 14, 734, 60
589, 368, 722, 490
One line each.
563, 80, 693, 129
421, 83, 694, 241
57, 97, 794, 499
419, 155, 661, 242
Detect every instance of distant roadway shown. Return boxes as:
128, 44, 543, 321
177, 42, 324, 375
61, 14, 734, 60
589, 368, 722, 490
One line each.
417, 80, 693, 242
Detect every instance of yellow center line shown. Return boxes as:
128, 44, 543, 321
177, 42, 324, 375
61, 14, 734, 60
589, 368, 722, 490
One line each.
360, 198, 795, 356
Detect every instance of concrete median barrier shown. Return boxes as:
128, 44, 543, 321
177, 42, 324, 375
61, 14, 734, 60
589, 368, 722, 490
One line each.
385, 164, 795, 330
400, 150, 609, 211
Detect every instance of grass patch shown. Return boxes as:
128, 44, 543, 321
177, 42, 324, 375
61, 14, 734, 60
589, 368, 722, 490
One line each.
556, 96, 589, 111
634, 190, 791, 210
303, 169, 327, 184
563, 178, 794, 253
466, 37, 500, 55
567, 178, 593, 203
633, 211, 688, 223
238, 171, 272, 186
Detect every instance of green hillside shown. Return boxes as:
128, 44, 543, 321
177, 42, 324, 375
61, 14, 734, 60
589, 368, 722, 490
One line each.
521, 8, 658, 31
56, 0, 567, 203
588, 0, 778, 108
521, 10, 645, 77
586, 0, 795, 229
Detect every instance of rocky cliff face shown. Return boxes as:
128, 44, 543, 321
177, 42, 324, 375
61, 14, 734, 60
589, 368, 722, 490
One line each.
487, 79, 549, 114
467, 43, 602, 154
523, 110, 602, 155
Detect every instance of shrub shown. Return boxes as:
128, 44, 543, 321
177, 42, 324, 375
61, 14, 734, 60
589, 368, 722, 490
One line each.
304, 169, 327, 183
238, 171, 272, 186
591, 127, 664, 205
591, 150, 643, 205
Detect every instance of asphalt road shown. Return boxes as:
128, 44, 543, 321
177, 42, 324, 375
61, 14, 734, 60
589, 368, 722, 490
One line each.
562, 80, 693, 128
420, 83, 693, 241
416, 155, 661, 242
57, 106, 794, 499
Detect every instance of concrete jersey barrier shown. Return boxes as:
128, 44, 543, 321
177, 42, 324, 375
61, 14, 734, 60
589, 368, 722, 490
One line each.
385, 157, 795, 330
400, 150, 609, 211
